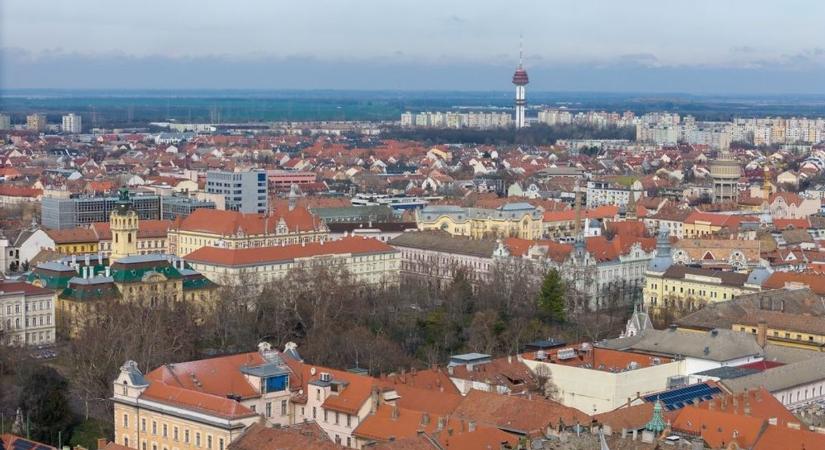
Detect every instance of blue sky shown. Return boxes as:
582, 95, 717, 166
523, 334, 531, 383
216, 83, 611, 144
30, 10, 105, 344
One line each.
2, 0, 824, 93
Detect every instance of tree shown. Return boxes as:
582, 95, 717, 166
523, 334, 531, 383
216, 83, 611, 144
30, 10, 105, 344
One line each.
537, 269, 566, 322
18, 366, 75, 445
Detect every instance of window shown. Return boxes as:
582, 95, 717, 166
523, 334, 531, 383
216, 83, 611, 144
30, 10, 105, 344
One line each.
141, 419, 146, 432
162, 424, 167, 437
281, 400, 287, 416
266, 402, 271, 417
207, 435, 212, 449
184, 430, 190, 444
152, 421, 157, 435
335, 411, 339, 425
324, 409, 328, 423
347, 414, 351, 428
195, 432, 201, 447
173, 427, 179, 441
312, 407, 316, 419
123, 413, 129, 428
124, 437, 129, 447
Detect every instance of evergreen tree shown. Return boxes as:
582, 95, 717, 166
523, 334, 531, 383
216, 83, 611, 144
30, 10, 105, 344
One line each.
538, 269, 566, 322
18, 366, 75, 445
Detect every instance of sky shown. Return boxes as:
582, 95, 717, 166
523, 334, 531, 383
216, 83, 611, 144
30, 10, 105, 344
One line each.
2, 0, 825, 93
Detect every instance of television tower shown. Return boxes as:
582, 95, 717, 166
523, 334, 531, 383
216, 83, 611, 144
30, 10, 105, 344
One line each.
512, 37, 529, 129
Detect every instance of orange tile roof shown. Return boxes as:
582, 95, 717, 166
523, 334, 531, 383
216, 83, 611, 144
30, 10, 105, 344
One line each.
45, 227, 99, 244
763, 271, 825, 295
543, 205, 618, 223
91, 220, 171, 240
452, 389, 589, 436
523, 347, 672, 371
145, 352, 266, 400
0, 280, 54, 296
174, 207, 322, 236
353, 404, 516, 450
229, 422, 341, 450
0, 185, 42, 198
140, 382, 257, 419
282, 360, 376, 415
754, 426, 825, 450
184, 236, 396, 267
773, 218, 810, 230
693, 388, 797, 427
672, 406, 765, 449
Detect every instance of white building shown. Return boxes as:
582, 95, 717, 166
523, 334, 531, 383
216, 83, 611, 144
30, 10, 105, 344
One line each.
0, 280, 56, 346
62, 113, 82, 134
0, 114, 10, 130
184, 236, 399, 290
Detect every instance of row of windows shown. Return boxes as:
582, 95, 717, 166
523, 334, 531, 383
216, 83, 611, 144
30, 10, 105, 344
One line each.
3, 300, 51, 315
3, 314, 51, 330
123, 415, 225, 450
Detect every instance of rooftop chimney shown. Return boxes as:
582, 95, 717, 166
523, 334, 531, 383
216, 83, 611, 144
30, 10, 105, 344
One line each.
757, 319, 767, 348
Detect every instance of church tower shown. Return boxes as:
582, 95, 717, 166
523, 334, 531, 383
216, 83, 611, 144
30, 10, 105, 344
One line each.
109, 187, 138, 263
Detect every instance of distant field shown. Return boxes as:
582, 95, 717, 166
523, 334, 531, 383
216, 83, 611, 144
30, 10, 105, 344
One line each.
2, 90, 825, 126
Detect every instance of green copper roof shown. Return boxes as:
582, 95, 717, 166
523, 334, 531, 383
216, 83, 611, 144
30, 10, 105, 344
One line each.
645, 400, 666, 433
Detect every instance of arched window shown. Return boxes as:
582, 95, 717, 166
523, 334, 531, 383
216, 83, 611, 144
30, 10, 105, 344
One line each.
128, 233, 132, 243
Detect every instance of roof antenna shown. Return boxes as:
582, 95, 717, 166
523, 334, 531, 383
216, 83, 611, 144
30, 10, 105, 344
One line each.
519, 33, 524, 68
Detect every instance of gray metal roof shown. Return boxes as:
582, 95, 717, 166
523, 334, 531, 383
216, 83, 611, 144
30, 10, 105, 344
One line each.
239, 363, 290, 378
721, 356, 825, 393
693, 366, 759, 380
389, 231, 498, 259
599, 328, 763, 362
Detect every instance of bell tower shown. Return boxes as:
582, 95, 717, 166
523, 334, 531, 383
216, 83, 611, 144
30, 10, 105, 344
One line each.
110, 187, 138, 263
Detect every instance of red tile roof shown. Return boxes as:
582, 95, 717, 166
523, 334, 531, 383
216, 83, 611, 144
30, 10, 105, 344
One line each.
0, 185, 42, 198
763, 271, 825, 295
174, 207, 322, 236
140, 382, 257, 420
0, 280, 54, 296
754, 426, 825, 450
91, 220, 171, 240
452, 389, 589, 436
45, 227, 99, 244
185, 236, 396, 267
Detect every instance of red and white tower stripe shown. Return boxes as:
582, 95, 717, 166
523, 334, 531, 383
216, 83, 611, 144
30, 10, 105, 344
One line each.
512, 38, 529, 129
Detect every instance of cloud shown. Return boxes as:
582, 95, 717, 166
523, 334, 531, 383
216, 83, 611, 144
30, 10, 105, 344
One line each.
3, 47, 825, 94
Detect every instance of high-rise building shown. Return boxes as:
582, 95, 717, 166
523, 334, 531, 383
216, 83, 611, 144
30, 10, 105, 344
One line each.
512, 42, 529, 129
62, 113, 82, 134
205, 169, 268, 214
0, 113, 10, 130
26, 113, 47, 132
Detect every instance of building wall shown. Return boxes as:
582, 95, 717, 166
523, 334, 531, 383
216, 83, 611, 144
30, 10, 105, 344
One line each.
0, 291, 55, 346
775, 381, 825, 410
417, 213, 542, 240
522, 358, 685, 414
189, 252, 399, 290
643, 272, 757, 313
170, 229, 328, 257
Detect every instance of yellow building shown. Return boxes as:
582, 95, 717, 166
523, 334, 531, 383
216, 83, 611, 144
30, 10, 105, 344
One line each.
416, 203, 544, 240
112, 343, 385, 450
676, 288, 825, 352
644, 265, 758, 315
643, 226, 761, 318
29, 189, 217, 338
45, 228, 99, 255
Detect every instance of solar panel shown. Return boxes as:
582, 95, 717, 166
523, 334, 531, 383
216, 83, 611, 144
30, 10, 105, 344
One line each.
642, 383, 721, 410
